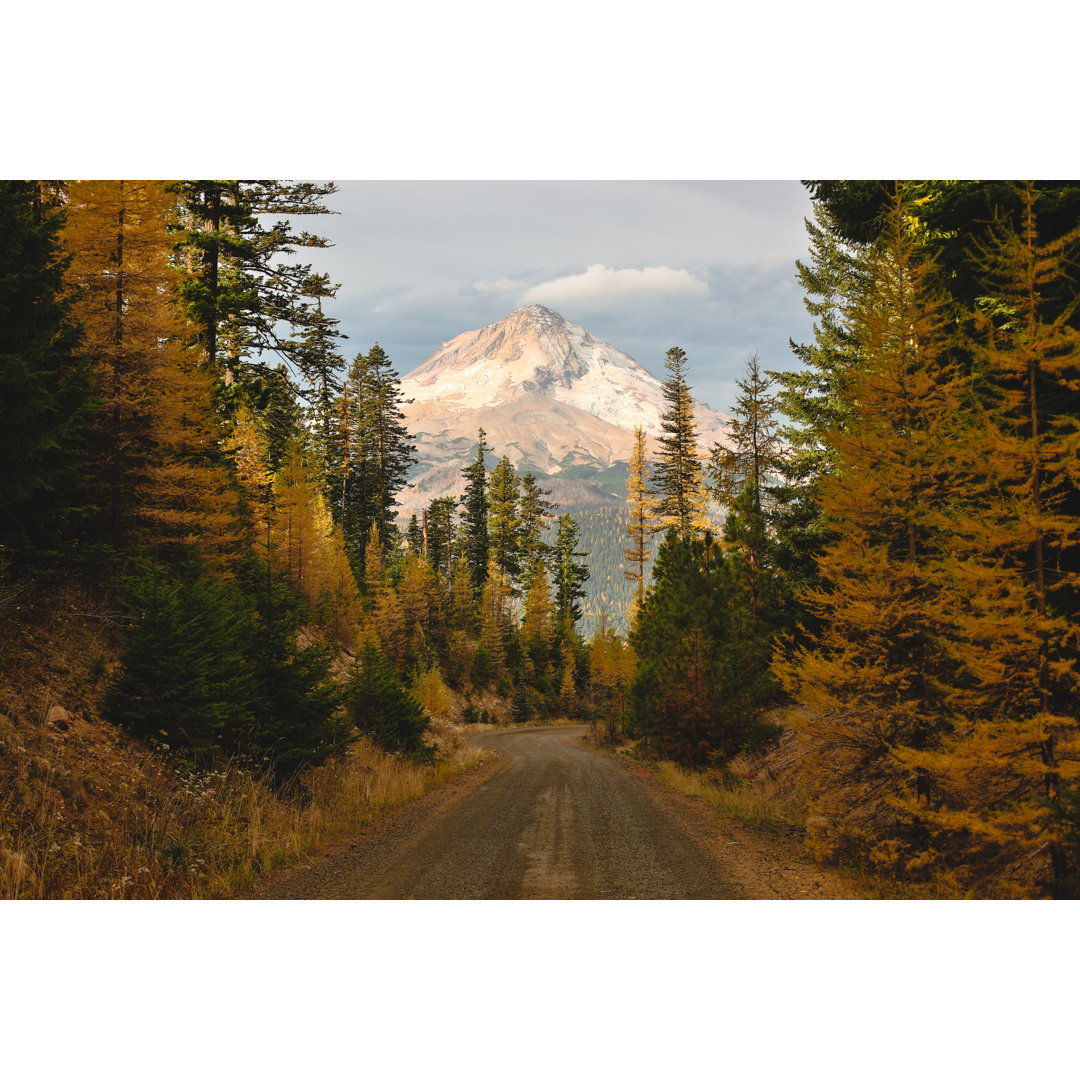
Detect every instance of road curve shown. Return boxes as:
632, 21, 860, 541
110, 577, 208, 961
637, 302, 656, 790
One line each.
260, 725, 741, 899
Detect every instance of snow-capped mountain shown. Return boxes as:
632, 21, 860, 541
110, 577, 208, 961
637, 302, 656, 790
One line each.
398, 305, 729, 511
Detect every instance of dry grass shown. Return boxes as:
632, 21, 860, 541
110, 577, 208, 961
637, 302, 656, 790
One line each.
654, 760, 809, 835
0, 583, 487, 900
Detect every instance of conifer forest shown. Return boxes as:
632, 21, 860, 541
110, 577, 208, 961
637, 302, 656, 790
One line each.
4, 179, 1080, 899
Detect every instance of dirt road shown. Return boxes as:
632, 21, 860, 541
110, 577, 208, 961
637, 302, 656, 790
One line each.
259, 725, 858, 899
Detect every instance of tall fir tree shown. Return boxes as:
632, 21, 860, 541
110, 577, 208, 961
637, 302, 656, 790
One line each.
629, 530, 775, 766
171, 180, 338, 392
519, 471, 556, 590
710, 353, 786, 626
460, 429, 491, 600
339, 343, 416, 564
770, 200, 869, 624
652, 347, 709, 539
289, 270, 346, 487
426, 496, 457, 581
487, 455, 524, 591
553, 513, 590, 633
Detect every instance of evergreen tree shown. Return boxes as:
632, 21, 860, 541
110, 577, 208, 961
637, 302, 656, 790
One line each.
710, 354, 786, 626
172, 180, 338, 390
460, 429, 491, 599
426, 496, 457, 580
0, 180, 93, 564
629, 530, 776, 766
104, 557, 258, 756
343, 644, 432, 758
237, 557, 352, 783
487, 454, 524, 590
771, 200, 870, 624
289, 270, 346, 488
652, 347, 709, 538
519, 472, 556, 588
405, 513, 423, 553
553, 514, 590, 632
339, 344, 416, 562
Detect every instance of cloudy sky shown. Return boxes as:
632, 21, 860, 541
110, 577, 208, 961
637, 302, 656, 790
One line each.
298, 180, 818, 414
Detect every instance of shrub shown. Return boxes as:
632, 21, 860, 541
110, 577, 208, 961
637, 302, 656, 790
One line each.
343, 645, 432, 759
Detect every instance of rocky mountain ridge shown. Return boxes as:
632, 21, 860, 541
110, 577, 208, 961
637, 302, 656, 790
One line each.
398, 304, 730, 512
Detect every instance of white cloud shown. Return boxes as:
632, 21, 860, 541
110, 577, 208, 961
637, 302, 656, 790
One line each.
472, 277, 525, 293
520, 263, 709, 307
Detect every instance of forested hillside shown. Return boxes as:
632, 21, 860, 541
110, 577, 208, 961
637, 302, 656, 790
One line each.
0, 180, 594, 897
615, 181, 1080, 900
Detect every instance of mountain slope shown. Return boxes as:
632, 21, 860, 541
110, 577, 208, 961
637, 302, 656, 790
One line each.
397, 305, 730, 634
399, 304, 730, 512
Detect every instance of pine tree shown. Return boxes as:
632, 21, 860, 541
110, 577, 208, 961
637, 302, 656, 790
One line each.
710, 354, 786, 625
0, 180, 93, 564
343, 645, 431, 757
238, 557, 352, 783
460, 429, 491, 599
623, 425, 654, 614
629, 531, 773, 766
289, 270, 346, 487
104, 557, 259, 756
339, 344, 416, 562
771, 200, 869, 623
426, 496, 457, 581
487, 455, 523, 590
553, 514, 590, 633
652, 347, 709, 538
172, 180, 338, 389
519, 472, 556, 589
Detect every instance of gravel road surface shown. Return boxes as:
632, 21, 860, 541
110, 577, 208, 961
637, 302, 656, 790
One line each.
260, 725, 744, 899
259, 724, 861, 899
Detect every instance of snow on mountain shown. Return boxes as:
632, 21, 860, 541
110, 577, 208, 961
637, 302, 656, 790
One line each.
398, 305, 730, 512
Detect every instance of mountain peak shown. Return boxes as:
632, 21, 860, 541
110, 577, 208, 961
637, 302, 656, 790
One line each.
399, 306, 730, 493
404, 304, 645, 405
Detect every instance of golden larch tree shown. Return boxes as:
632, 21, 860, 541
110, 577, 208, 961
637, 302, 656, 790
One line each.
895, 182, 1080, 896
623, 425, 654, 615
62, 180, 241, 565
774, 187, 970, 874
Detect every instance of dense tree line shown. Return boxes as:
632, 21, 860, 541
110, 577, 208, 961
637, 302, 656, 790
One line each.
619, 180, 1080, 898
0, 179, 597, 786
